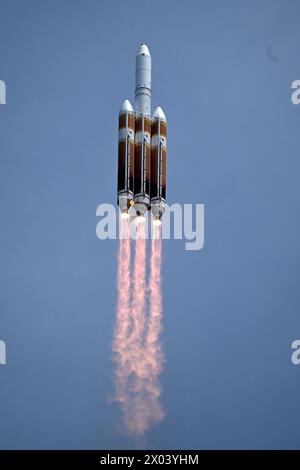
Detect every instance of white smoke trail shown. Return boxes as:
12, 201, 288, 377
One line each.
145, 223, 164, 425
113, 217, 164, 436
112, 217, 131, 405
124, 218, 149, 435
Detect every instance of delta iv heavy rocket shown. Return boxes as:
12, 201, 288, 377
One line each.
117, 44, 167, 221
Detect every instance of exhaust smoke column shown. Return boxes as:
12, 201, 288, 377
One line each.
113, 216, 165, 436
145, 221, 164, 425
122, 218, 165, 436
112, 217, 131, 405
125, 217, 150, 435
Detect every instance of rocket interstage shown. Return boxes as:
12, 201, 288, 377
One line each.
117, 43, 167, 220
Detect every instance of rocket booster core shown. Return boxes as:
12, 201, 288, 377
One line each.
151, 107, 167, 221
117, 100, 135, 213
134, 44, 151, 214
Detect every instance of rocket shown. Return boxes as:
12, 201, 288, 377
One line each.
117, 44, 167, 221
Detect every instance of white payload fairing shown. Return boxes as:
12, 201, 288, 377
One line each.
117, 44, 167, 220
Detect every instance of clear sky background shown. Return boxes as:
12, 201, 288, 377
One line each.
0, 0, 299, 450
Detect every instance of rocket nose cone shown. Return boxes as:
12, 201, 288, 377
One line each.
153, 106, 166, 121
120, 99, 134, 113
137, 43, 150, 56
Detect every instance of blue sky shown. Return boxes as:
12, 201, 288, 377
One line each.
0, 0, 299, 449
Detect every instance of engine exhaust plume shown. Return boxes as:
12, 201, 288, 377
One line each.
112, 217, 164, 436
145, 223, 164, 425
112, 217, 131, 406
123, 218, 149, 435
